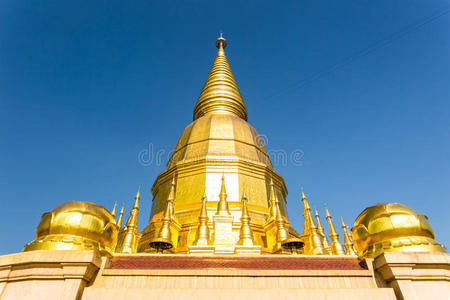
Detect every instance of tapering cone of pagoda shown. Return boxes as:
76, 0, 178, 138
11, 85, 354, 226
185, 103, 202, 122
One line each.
326, 208, 346, 255
193, 35, 247, 121
193, 194, 211, 246
237, 192, 255, 246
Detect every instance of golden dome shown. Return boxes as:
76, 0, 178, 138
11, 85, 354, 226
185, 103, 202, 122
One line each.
168, 113, 272, 168
23, 201, 118, 255
351, 203, 446, 258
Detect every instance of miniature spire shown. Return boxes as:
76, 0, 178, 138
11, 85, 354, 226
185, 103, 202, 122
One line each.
275, 195, 289, 246
116, 205, 124, 229
216, 174, 231, 216
149, 196, 174, 252
268, 178, 277, 221
341, 217, 357, 255
193, 194, 211, 246
326, 208, 346, 255
301, 190, 325, 254
315, 208, 331, 250
114, 188, 141, 253
167, 176, 176, 218
193, 34, 248, 121
238, 192, 255, 246
111, 202, 117, 219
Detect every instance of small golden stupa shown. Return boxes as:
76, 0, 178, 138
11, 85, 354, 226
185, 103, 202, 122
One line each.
23, 201, 118, 255
351, 202, 446, 258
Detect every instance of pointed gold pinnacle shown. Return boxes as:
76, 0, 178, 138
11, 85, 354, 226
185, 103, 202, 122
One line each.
193, 194, 211, 246
326, 208, 345, 255
216, 173, 230, 216
238, 192, 254, 246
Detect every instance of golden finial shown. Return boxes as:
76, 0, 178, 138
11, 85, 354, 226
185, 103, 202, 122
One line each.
115, 190, 141, 253
133, 186, 140, 209
301, 187, 307, 201
111, 202, 117, 219
238, 192, 255, 246
325, 208, 345, 255
116, 205, 124, 229
216, 32, 227, 49
341, 217, 357, 255
216, 173, 231, 216
193, 194, 211, 246
193, 35, 247, 120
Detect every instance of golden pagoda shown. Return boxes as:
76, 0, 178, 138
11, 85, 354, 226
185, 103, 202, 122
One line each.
1, 35, 448, 300
137, 34, 298, 254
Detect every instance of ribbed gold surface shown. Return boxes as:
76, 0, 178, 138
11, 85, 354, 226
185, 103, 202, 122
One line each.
193, 41, 247, 121
351, 203, 447, 258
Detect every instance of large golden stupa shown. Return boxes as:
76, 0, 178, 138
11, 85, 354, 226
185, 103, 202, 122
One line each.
1, 35, 448, 300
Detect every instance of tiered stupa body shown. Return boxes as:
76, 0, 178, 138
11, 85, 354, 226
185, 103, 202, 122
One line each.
138, 36, 297, 253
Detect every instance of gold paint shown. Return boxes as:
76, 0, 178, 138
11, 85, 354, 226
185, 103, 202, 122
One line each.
111, 202, 117, 219
341, 217, 357, 256
115, 189, 142, 253
193, 194, 211, 246
352, 203, 447, 258
23, 201, 118, 255
315, 208, 331, 254
300, 190, 325, 255
216, 173, 231, 216
325, 208, 345, 255
139, 35, 294, 253
237, 192, 254, 246
149, 195, 175, 252
193, 34, 247, 121
116, 205, 124, 229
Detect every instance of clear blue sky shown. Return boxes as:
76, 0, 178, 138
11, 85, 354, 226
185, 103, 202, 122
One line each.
1, 1, 449, 255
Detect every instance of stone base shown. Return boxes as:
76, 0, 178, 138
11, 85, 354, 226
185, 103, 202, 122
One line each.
213, 244, 235, 254
187, 245, 214, 255
235, 245, 262, 255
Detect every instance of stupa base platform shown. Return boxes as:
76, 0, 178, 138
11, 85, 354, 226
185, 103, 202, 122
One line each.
1, 250, 449, 300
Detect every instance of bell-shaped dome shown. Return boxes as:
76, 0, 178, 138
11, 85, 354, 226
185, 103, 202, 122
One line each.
168, 113, 272, 169
351, 202, 446, 258
23, 201, 118, 255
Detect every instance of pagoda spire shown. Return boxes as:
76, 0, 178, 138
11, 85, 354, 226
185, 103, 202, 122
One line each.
326, 208, 346, 255
268, 178, 277, 221
238, 192, 255, 246
216, 174, 231, 216
193, 34, 248, 121
149, 196, 174, 252
166, 177, 176, 218
301, 189, 325, 254
193, 194, 211, 246
116, 205, 124, 229
341, 217, 357, 255
115, 188, 141, 253
315, 208, 331, 251
274, 195, 289, 247
111, 202, 117, 219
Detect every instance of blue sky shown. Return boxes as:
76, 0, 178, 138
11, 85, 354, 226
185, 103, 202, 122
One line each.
1, 1, 449, 254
